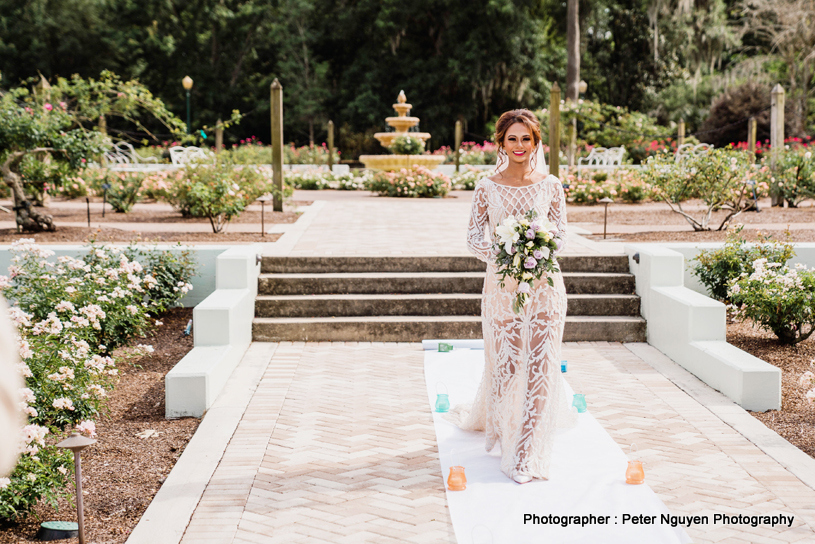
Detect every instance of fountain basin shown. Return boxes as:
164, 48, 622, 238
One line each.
374, 131, 432, 148
359, 154, 447, 171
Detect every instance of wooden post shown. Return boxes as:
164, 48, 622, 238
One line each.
270, 79, 284, 212
454, 120, 463, 173
215, 118, 223, 154
771, 84, 785, 206
98, 115, 108, 167
748, 117, 757, 162
327, 120, 335, 170
677, 119, 685, 148
549, 83, 561, 177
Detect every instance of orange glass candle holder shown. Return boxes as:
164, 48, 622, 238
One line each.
447, 466, 467, 491
625, 460, 644, 484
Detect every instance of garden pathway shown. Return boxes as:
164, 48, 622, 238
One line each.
150, 340, 815, 543
126, 193, 815, 544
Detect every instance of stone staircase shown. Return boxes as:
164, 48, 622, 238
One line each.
253, 255, 646, 342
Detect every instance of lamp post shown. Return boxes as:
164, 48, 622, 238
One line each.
56, 433, 97, 544
599, 197, 614, 239
578, 79, 587, 96
182, 76, 194, 134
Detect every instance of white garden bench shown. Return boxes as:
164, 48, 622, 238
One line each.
675, 143, 713, 163
169, 146, 215, 165
103, 141, 159, 165
576, 146, 626, 174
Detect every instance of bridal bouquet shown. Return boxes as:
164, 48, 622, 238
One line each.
493, 210, 560, 313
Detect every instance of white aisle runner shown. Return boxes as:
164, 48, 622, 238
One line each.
423, 342, 692, 544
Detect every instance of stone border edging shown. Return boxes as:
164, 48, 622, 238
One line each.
626, 342, 815, 493
127, 343, 278, 544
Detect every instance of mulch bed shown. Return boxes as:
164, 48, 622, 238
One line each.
0, 227, 282, 244
609, 229, 815, 243
569, 201, 815, 226
728, 320, 815, 458
0, 308, 198, 544
44, 208, 301, 225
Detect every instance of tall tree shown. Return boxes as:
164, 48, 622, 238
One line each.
567, 0, 581, 102
739, 0, 815, 136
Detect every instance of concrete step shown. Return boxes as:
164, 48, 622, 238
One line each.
257, 272, 635, 296
252, 315, 647, 343
255, 293, 641, 318
260, 254, 631, 274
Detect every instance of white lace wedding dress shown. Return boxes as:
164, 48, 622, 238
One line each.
453, 173, 577, 481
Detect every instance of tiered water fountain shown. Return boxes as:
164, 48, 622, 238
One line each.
359, 91, 446, 171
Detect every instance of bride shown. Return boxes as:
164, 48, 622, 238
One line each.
454, 108, 576, 484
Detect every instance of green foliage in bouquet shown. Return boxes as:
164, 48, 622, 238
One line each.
389, 135, 425, 155
690, 225, 794, 302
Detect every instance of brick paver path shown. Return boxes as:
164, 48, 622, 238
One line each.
180, 341, 815, 543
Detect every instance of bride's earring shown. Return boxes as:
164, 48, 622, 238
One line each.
530, 152, 537, 173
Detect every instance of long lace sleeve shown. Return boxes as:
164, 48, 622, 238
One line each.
467, 182, 494, 263
547, 176, 567, 253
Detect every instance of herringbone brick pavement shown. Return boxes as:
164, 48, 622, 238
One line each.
567, 342, 815, 543
182, 342, 455, 544
180, 341, 815, 543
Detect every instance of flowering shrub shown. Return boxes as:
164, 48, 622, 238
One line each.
451, 167, 487, 190
389, 135, 425, 155
155, 161, 271, 231
367, 166, 451, 198
286, 170, 332, 190
644, 148, 758, 230
753, 149, 815, 207
433, 141, 498, 165
0, 239, 195, 521
729, 259, 815, 345
225, 138, 338, 165
690, 225, 794, 302
54, 175, 89, 199
105, 171, 144, 213
562, 169, 652, 204
797, 364, 815, 406
285, 170, 371, 191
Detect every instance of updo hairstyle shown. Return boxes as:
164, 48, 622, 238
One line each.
494, 109, 542, 150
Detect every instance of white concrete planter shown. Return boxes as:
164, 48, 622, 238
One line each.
625, 244, 781, 411
165, 245, 261, 418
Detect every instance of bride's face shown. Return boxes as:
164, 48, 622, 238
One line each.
503, 122, 535, 165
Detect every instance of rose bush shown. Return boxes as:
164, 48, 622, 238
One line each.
690, 225, 794, 302
0, 239, 195, 522
433, 141, 498, 165
367, 166, 451, 198
644, 148, 759, 231
729, 259, 815, 345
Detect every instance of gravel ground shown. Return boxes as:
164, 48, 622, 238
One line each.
0, 308, 197, 544
728, 320, 815, 458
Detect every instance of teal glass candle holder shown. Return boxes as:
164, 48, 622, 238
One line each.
438, 343, 453, 352
572, 393, 587, 413
435, 393, 450, 413
561, 360, 567, 372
